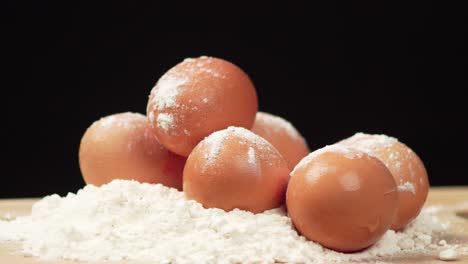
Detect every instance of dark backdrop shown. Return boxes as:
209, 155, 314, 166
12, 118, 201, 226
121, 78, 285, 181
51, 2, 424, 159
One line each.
3, 2, 467, 198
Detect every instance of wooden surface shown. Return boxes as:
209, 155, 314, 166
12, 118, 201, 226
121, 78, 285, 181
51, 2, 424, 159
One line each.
1, 187, 467, 263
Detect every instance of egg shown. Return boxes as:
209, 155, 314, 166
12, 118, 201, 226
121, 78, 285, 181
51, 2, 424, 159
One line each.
147, 56, 258, 157
286, 145, 398, 252
183, 126, 290, 213
251, 112, 309, 169
79, 112, 186, 190
337, 132, 430, 230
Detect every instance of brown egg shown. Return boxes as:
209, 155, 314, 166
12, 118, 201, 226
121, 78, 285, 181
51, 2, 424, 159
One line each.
251, 112, 309, 169
147, 56, 258, 157
183, 126, 290, 213
338, 133, 430, 230
79, 112, 186, 190
286, 145, 398, 252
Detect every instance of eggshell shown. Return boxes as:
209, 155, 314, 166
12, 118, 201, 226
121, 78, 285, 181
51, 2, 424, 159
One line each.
251, 112, 309, 169
79, 112, 186, 190
286, 145, 398, 252
183, 126, 290, 213
147, 56, 258, 157
338, 133, 430, 230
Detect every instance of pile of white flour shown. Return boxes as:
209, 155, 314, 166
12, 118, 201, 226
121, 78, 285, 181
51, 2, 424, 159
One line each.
0, 180, 457, 263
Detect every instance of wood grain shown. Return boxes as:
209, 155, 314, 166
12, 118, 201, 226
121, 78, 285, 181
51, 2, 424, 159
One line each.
1, 187, 467, 263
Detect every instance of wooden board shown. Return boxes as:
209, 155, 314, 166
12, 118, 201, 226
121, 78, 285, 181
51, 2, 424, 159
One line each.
1, 187, 467, 263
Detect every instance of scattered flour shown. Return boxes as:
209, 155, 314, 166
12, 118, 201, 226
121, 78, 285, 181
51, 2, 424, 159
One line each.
341, 133, 399, 155
398, 181, 417, 194
247, 147, 256, 168
247, 146, 261, 175
146, 74, 186, 135
152, 76, 187, 111
338, 133, 424, 195
96, 112, 143, 130
91, 112, 146, 140
438, 239, 448, 246
256, 112, 307, 143
0, 180, 455, 263
292, 145, 364, 175
182, 56, 225, 79
2, 213, 12, 221
156, 113, 174, 132
203, 129, 228, 163
147, 57, 226, 135
98, 114, 118, 128
438, 247, 458, 261
147, 111, 155, 124
338, 133, 413, 176
202, 126, 280, 169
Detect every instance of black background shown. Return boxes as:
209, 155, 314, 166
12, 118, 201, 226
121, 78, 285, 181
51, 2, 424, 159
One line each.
3, 2, 467, 198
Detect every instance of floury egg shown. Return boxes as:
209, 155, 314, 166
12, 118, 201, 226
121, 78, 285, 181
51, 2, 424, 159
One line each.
79, 112, 186, 190
286, 145, 398, 252
337, 133, 430, 230
183, 127, 290, 213
147, 56, 258, 157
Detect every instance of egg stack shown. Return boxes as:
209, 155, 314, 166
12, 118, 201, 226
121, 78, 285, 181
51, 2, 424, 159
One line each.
79, 56, 429, 253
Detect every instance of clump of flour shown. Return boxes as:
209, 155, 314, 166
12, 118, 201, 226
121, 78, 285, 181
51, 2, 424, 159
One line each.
156, 113, 175, 132
398, 181, 416, 194
0, 180, 456, 263
152, 76, 187, 111
147, 70, 187, 135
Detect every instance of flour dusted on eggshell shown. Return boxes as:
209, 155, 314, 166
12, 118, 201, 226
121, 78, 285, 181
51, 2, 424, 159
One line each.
156, 113, 174, 132
201, 126, 282, 168
247, 147, 257, 168
292, 145, 364, 175
151, 76, 187, 111
398, 181, 416, 194
202, 128, 228, 164
255, 112, 303, 140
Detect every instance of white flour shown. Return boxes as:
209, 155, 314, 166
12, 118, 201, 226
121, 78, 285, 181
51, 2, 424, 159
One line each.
248, 147, 257, 168
202, 127, 280, 169
156, 113, 175, 132
152, 76, 186, 111
256, 112, 305, 142
0, 180, 458, 263
147, 72, 186, 135
292, 145, 364, 175
397, 181, 416, 194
